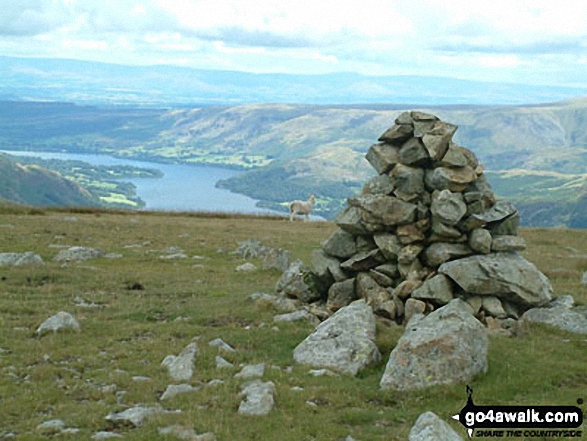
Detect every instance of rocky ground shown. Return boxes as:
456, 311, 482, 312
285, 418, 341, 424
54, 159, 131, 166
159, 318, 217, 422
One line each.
0, 208, 586, 440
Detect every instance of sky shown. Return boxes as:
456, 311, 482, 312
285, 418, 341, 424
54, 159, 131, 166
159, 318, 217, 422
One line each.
1, 0, 587, 87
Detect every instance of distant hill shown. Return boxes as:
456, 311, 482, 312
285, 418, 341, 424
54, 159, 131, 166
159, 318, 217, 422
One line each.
2, 55, 587, 106
1, 99, 587, 226
0, 154, 98, 207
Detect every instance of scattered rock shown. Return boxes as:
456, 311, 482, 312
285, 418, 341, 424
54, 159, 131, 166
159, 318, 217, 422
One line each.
273, 310, 320, 326
380, 299, 489, 391
0, 252, 43, 267
582, 271, 587, 285
236, 262, 257, 272
36, 312, 80, 335
158, 425, 217, 441
161, 343, 198, 381
54, 246, 105, 262
91, 432, 124, 440
36, 419, 65, 435
522, 307, 587, 334
215, 356, 234, 369
106, 405, 172, 428
409, 411, 464, 441
160, 253, 188, 260
160, 384, 199, 401
491, 235, 526, 252
208, 338, 235, 353
276, 260, 322, 303
308, 368, 339, 377
293, 300, 381, 376
238, 380, 276, 416
234, 363, 265, 379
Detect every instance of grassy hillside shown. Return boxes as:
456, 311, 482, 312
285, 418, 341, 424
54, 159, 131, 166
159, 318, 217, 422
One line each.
0, 154, 99, 207
2, 100, 587, 225
0, 207, 585, 440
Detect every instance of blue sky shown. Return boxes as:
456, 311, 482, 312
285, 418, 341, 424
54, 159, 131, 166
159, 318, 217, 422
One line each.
1, 0, 587, 87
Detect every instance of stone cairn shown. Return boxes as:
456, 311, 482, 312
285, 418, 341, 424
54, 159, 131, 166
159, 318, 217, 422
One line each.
277, 111, 553, 326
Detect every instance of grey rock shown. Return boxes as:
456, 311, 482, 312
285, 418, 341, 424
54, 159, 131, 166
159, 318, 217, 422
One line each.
411, 275, 454, 305
276, 260, 321, 303
399, 137, 430, 166
396, 111, 414, 124
160, 253, 188, 260
425, 166, 477, 192
472, 201, 517, 225
440, 142, 469, 167
482, 296, 507, 318
490, 212, 520, 236
411, 111, 438, 121
106, 405, 169, 428
92, 432, 124, 440
238, 380, 276, 416
550, 295, 574, 309
362, 174, 394, 195
369, 269, 394, 287
356, 272, 390, 306
293, 300, 381, 376
349, 195, 417, 226
262, 248, 292, 272
522, 307, 587, 334
424, 243, 471, 267
404, 298, 426, 322
469, 228, 492, 254
235, 363, 265, 379
378, 124, 413, 144
335, 206, 368, 235
439, 252, 553, 307
308, 368, 339, 377
421, 121, 457, 161
374, 233, 402, 261
273, 310, 319, 326
374, 263, 399, 279
409, 411, 464, 441
37, 311, 80, 335
215, 356, 234, 369
161, 342, 198, 381
158, 425, 217, 441
398, 244, 424, 265
391, 164, 425, 198
233, 239, 269, 259
380, 299, 489, 390
160, 384, 199, 401
431, 190, 467, 226
236, 262, 257, 272
431, 218, 462, 239
36, 419, 65, 435
208, 338, 235, 353
54, 246, 105, 262
340, 249, 384, 272
0, 252, 43, 267
323, 230, 357, 259
365, 143, 401, 174
327, 278, 358, 312
356, 235, 377, 252
491, 235, 526, 252
397, 223, 426, 245
312, 249, 347, 283
582, 271, 587, 285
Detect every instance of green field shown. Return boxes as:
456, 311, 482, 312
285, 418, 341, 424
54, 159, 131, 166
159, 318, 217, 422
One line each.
0, 206, 586, 440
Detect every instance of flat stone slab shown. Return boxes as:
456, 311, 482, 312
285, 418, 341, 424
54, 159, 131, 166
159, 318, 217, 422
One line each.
161, 343, 198, 381
439, 252, 552, 307
0, 252, 43, 266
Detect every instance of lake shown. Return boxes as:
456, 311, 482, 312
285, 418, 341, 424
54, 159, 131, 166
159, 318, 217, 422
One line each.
2, 150, 284, 215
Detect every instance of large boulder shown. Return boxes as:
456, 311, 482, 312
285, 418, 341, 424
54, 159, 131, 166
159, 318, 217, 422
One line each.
380, 299, 488, 391
161, 342, 198, 381
238, 380, 276, 416
438, 252, 552, 307
293, 300, 381, 376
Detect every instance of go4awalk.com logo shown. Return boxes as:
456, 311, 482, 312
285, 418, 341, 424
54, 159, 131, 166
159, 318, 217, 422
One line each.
452, 386, 584, 438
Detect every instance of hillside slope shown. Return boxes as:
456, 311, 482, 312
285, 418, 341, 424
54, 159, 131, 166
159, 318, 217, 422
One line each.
0, 154, 98, 207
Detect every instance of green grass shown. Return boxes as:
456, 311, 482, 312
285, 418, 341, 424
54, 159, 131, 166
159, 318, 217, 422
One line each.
0, 208, 586, 440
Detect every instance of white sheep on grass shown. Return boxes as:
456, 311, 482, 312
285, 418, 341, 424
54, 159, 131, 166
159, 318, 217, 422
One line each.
289, 194, 316, 221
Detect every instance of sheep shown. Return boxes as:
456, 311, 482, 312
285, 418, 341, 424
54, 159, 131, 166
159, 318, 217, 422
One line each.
289, 194, 316, 221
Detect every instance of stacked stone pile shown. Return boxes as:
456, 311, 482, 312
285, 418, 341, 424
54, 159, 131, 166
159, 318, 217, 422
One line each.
277, 111, 553, 326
